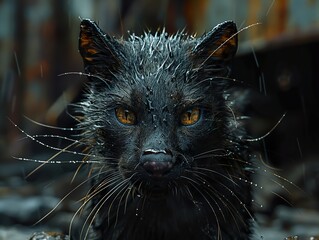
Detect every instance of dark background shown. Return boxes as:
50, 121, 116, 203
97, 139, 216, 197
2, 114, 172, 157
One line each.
0, 0, 319, 239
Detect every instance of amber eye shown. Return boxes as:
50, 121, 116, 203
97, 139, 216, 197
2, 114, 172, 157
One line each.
115, 107, 136, 125
180, 108, 201, 126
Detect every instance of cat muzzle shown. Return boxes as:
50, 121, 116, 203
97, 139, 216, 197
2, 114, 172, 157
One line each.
141, 149, 174, 177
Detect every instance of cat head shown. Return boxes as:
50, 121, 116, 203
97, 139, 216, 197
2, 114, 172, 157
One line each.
78, 19, 241, 196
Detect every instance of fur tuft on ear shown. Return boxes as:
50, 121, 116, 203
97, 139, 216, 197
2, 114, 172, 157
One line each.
79, 19, 124, 73
192, 21, 238, 68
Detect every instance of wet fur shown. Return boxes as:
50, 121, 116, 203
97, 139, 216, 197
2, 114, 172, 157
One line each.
74, 19, 254, 240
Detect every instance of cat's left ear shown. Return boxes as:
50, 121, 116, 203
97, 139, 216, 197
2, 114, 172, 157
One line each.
192, 21, 238, 66
79, 19, 124, 73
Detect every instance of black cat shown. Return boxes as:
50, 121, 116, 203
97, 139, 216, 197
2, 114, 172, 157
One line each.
72, 19, 253, 240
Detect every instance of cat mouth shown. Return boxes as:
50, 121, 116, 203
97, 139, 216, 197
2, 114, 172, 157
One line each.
137, 181, 172, 199
143, 161, 174, 177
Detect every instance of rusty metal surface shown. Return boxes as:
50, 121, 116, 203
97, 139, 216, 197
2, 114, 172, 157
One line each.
205, 0, 319, 49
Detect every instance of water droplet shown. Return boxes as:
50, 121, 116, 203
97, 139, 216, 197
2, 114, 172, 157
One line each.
184, 70, 191, 83
147, 99, 154, 112
152, 114, 157, 123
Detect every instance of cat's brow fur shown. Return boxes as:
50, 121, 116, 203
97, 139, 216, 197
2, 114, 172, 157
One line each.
75, 19, 253, 240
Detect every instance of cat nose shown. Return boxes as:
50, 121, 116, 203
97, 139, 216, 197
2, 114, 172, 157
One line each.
141, 149, 173, 177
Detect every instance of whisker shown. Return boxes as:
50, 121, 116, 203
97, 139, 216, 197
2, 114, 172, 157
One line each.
26, 141, 77, 178
23, 115, 79, 131
124, 179, 139, 214
191, 174, 226, 221
58, 71, 111, 87
226, 104, 238, 128
9, 118, 98, 159
12, 156, 101, 164
81, 179, 129, 240
33, 171, 101, 226
193, 149, 229, 158
181, 176, 222, 240
107, 182, 131, 227
68, 171, 121, 236
191, 167, 238, 186
190, 171, 249, 228
70, 174, 122, 237
15, 134, 89, 147
242, 113, 286, 142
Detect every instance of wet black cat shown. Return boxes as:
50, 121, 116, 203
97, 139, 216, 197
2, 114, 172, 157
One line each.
74, 19, 253, 240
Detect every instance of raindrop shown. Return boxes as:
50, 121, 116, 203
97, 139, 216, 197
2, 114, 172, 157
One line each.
40, 64, 44, 78
152, 114, 157, 123
147, 99, 154, 112
11, 95, 16, 114
13, 51, 21, 76
184, 70, 191, 83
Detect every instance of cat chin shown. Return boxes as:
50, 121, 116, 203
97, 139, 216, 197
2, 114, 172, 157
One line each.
124, 173, 181, 200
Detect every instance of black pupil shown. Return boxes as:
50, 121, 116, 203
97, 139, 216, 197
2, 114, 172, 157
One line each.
124, 110, 129, 120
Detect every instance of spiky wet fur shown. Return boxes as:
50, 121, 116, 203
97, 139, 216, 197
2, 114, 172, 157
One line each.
74, 19, 254, 240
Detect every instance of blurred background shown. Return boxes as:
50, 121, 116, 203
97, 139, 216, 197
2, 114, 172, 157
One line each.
0, 0, 319, 239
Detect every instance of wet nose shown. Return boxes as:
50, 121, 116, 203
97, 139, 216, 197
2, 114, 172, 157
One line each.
140, 149, 173, 177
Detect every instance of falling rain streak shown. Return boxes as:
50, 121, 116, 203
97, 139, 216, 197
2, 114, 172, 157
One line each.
13, 51, 21, 77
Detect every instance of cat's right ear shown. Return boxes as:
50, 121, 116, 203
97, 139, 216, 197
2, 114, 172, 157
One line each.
191, 21, 238, 72
79, 19, 124, 73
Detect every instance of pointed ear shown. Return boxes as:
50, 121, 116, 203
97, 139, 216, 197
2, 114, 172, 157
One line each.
79, 19, 124, 73
193, 21, 238, 65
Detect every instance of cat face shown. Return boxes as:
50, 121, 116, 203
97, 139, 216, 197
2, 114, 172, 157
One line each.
78, 19, 239, 195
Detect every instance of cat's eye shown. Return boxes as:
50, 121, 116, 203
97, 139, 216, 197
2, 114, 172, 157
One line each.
180, 108, 201, 126
115, 107, 136, 125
